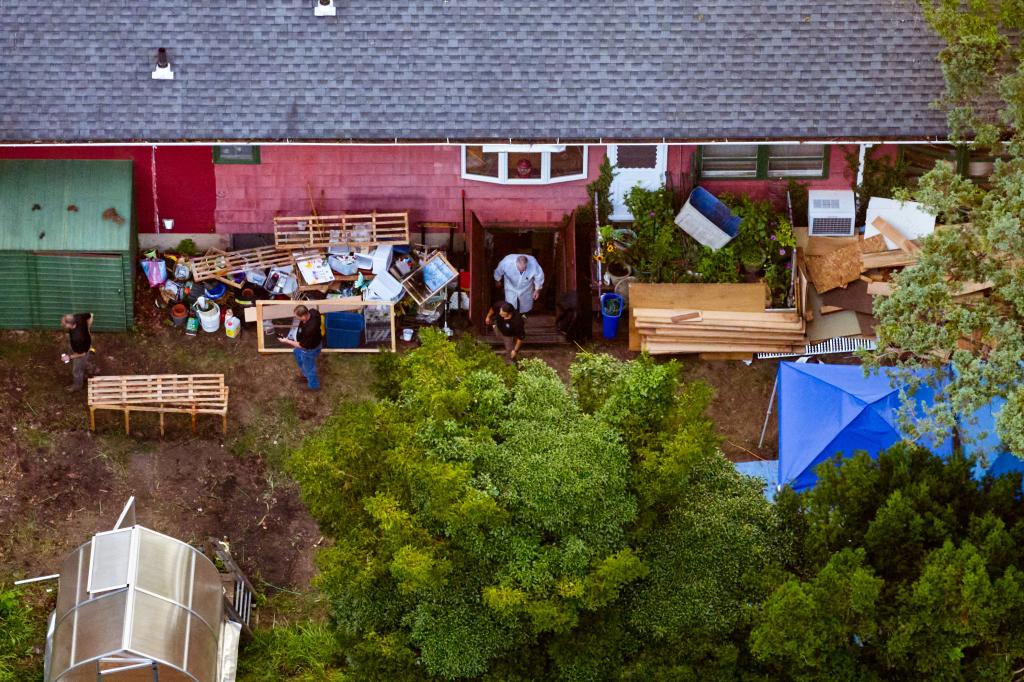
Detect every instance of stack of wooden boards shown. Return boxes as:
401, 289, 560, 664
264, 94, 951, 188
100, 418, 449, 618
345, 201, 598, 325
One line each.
628, 282, 806, 357
633, 308, 806, 355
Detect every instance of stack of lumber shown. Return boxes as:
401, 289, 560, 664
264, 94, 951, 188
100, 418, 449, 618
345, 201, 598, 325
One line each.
634, 308, 806, 355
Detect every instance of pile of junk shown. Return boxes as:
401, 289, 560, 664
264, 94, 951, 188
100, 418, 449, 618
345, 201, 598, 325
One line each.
138, 212, 466, 347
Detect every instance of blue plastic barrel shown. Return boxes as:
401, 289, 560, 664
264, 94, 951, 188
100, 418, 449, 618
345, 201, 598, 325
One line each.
600, 293, 624, 340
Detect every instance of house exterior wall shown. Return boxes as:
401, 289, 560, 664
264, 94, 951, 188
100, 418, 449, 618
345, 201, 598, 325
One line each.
212, 145, 606, 233
674, 144, 860, 208
0, 142, 893, 237
0, 146, 216, 234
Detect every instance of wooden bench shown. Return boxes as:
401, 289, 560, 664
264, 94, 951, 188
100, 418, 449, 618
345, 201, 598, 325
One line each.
88, 374, 229, 436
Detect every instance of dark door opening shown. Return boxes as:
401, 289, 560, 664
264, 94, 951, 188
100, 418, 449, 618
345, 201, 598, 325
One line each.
485, 228, 558, 314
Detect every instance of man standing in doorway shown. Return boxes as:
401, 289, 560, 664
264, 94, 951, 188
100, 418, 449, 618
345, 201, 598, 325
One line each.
278, 305, 322, 392
494, 253, 545, 314
61, 312, 99, 393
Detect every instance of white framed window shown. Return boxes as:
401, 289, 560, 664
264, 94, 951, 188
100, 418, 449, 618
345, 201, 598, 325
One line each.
461, 145, 588, 184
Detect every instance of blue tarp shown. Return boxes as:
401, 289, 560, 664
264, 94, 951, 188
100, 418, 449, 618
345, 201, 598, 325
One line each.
734, 460, 779, 502
777, 362, 952, 491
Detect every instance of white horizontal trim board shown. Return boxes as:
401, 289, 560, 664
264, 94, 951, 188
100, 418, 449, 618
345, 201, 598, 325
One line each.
0, 139, 952, 149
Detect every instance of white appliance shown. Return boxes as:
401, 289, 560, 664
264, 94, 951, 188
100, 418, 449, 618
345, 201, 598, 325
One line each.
807, 190, 856, 236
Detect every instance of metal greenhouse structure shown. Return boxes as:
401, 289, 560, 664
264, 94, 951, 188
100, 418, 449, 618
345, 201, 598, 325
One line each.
39, 500, 251, 682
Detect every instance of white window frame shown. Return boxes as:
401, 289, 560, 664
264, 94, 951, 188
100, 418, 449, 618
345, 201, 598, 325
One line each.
461, 144, 589, 185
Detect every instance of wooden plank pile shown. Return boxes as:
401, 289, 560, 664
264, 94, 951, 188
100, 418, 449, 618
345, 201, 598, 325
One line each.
634, 308, 806, 355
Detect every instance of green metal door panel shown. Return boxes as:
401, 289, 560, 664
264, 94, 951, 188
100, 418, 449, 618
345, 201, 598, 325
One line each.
31, 254, 130, 331
0, 252, 35, 329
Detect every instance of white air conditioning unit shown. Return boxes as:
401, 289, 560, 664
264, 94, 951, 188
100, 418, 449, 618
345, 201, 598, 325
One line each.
807, 189, 856, 236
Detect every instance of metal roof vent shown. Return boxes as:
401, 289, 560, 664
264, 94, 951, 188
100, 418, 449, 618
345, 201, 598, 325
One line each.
315, 0, 336, 16
151, 47, 174, 80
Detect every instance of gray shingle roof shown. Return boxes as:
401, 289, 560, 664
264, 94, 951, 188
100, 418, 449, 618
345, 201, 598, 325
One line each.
0, 0, 949, 143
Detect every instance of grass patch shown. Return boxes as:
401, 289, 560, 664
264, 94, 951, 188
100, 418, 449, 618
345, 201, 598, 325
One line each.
0, 583, 50, 682
229, 397, 302, 470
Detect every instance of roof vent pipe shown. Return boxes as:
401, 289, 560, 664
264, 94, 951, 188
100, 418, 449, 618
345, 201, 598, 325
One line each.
315, 0, 336, 16
152, 47, 174, 80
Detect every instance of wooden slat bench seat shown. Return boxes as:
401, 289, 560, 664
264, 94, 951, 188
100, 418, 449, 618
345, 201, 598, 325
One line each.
87, 374, 229, 436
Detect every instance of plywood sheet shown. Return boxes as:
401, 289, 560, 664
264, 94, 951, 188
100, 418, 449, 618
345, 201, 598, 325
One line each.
627, 283, 767, 351
806, 309, 862, 342
819, 280, 876, 315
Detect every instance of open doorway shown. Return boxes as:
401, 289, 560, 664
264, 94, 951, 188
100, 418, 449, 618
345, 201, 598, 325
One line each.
469, 214, 579, 343
485, 228, 558, 314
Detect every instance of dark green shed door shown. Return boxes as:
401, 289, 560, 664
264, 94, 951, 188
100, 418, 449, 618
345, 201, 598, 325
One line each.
0, 252, 35, 329
0, 252, 132, 331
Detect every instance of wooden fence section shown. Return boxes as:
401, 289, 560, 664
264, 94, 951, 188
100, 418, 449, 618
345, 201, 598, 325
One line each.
273, 211, 410, 250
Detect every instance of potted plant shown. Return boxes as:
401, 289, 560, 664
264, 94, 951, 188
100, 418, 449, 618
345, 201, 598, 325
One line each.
599, 225, 637, 284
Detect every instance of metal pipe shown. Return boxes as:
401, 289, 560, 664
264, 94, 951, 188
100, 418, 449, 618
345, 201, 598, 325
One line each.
14, 574, 59, 585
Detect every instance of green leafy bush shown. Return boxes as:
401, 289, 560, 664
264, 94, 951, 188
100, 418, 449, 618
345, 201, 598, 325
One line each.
288, 336, 776, 679
0, 587, 44, 681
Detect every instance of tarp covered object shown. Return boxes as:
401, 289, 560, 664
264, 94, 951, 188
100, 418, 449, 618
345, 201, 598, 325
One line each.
777, 362, 952, 491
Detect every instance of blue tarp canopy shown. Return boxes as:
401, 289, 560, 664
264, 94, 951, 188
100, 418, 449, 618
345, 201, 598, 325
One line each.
777, 362, 952, 491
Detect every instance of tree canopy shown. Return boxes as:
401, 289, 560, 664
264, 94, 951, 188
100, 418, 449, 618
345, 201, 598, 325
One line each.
288, 332, 779, 680
754, 445, 1024, 680
866, 1, 1024, 455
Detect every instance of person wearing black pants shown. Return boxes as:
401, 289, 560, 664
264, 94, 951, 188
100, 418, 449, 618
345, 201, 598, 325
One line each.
61, 312, 99, 392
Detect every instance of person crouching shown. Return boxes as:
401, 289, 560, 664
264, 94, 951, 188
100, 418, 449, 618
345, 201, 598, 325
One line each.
485, 301, 525, 362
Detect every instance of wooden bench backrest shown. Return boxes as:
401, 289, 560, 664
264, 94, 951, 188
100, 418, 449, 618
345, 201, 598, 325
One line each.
88, 374, 227, 406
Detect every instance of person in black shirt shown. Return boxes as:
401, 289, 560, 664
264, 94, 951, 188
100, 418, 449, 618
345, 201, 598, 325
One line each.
484, 301, 525, 361
278, 305, 322, 391
60, 312, 99, 392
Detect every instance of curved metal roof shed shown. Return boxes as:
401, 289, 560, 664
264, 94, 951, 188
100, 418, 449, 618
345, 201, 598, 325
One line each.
45, 524, 240, 682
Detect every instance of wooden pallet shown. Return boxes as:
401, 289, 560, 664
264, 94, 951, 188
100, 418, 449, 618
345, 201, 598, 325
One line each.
190, 246, 296, 285
273, 211, 410, 249
88, 374, 229, 435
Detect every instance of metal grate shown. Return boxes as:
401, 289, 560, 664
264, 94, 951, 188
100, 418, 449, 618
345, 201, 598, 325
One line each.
809, 216, 854, 236
756, 336, 877, 359
812, 198, 840, 209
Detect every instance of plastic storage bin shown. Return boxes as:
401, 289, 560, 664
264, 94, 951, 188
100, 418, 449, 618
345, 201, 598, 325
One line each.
325, 311, 364, 348
674, 187, 741, 250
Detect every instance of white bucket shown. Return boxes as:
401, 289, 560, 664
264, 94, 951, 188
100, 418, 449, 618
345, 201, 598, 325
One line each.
401, 328, 414, 342
224, 313, 241, 338
197, 299, 221, 333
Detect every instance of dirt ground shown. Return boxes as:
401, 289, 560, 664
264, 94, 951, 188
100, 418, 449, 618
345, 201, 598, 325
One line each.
0, 285, 779, 627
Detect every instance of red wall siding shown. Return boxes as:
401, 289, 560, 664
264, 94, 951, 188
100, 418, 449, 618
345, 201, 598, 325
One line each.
0, 145, 216, 234
213, 145, 605, 233
671, 144, 862, 209
153, 146, 217, 233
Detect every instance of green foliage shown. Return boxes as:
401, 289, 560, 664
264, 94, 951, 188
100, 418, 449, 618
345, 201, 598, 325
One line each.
574, 154, 615, 235
694, 194, 794, 305
174, 238, 199, 256
754, 444, 1024, 678
238, 622, 348, 681
918, 0, 1024, 148
624, 184, 702, 282
291, 338, 776, 679
0, 587, 44, 681
844, 145, 908, 225
865, 158, 1024, 454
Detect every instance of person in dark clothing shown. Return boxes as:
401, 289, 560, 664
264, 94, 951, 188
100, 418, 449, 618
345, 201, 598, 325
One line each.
277, 305, 322, 391
484, 301, 525, 361
60, 313, 99, 392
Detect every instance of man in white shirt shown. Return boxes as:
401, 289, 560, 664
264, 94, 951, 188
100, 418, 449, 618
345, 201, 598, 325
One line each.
494, 254, 545, 313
